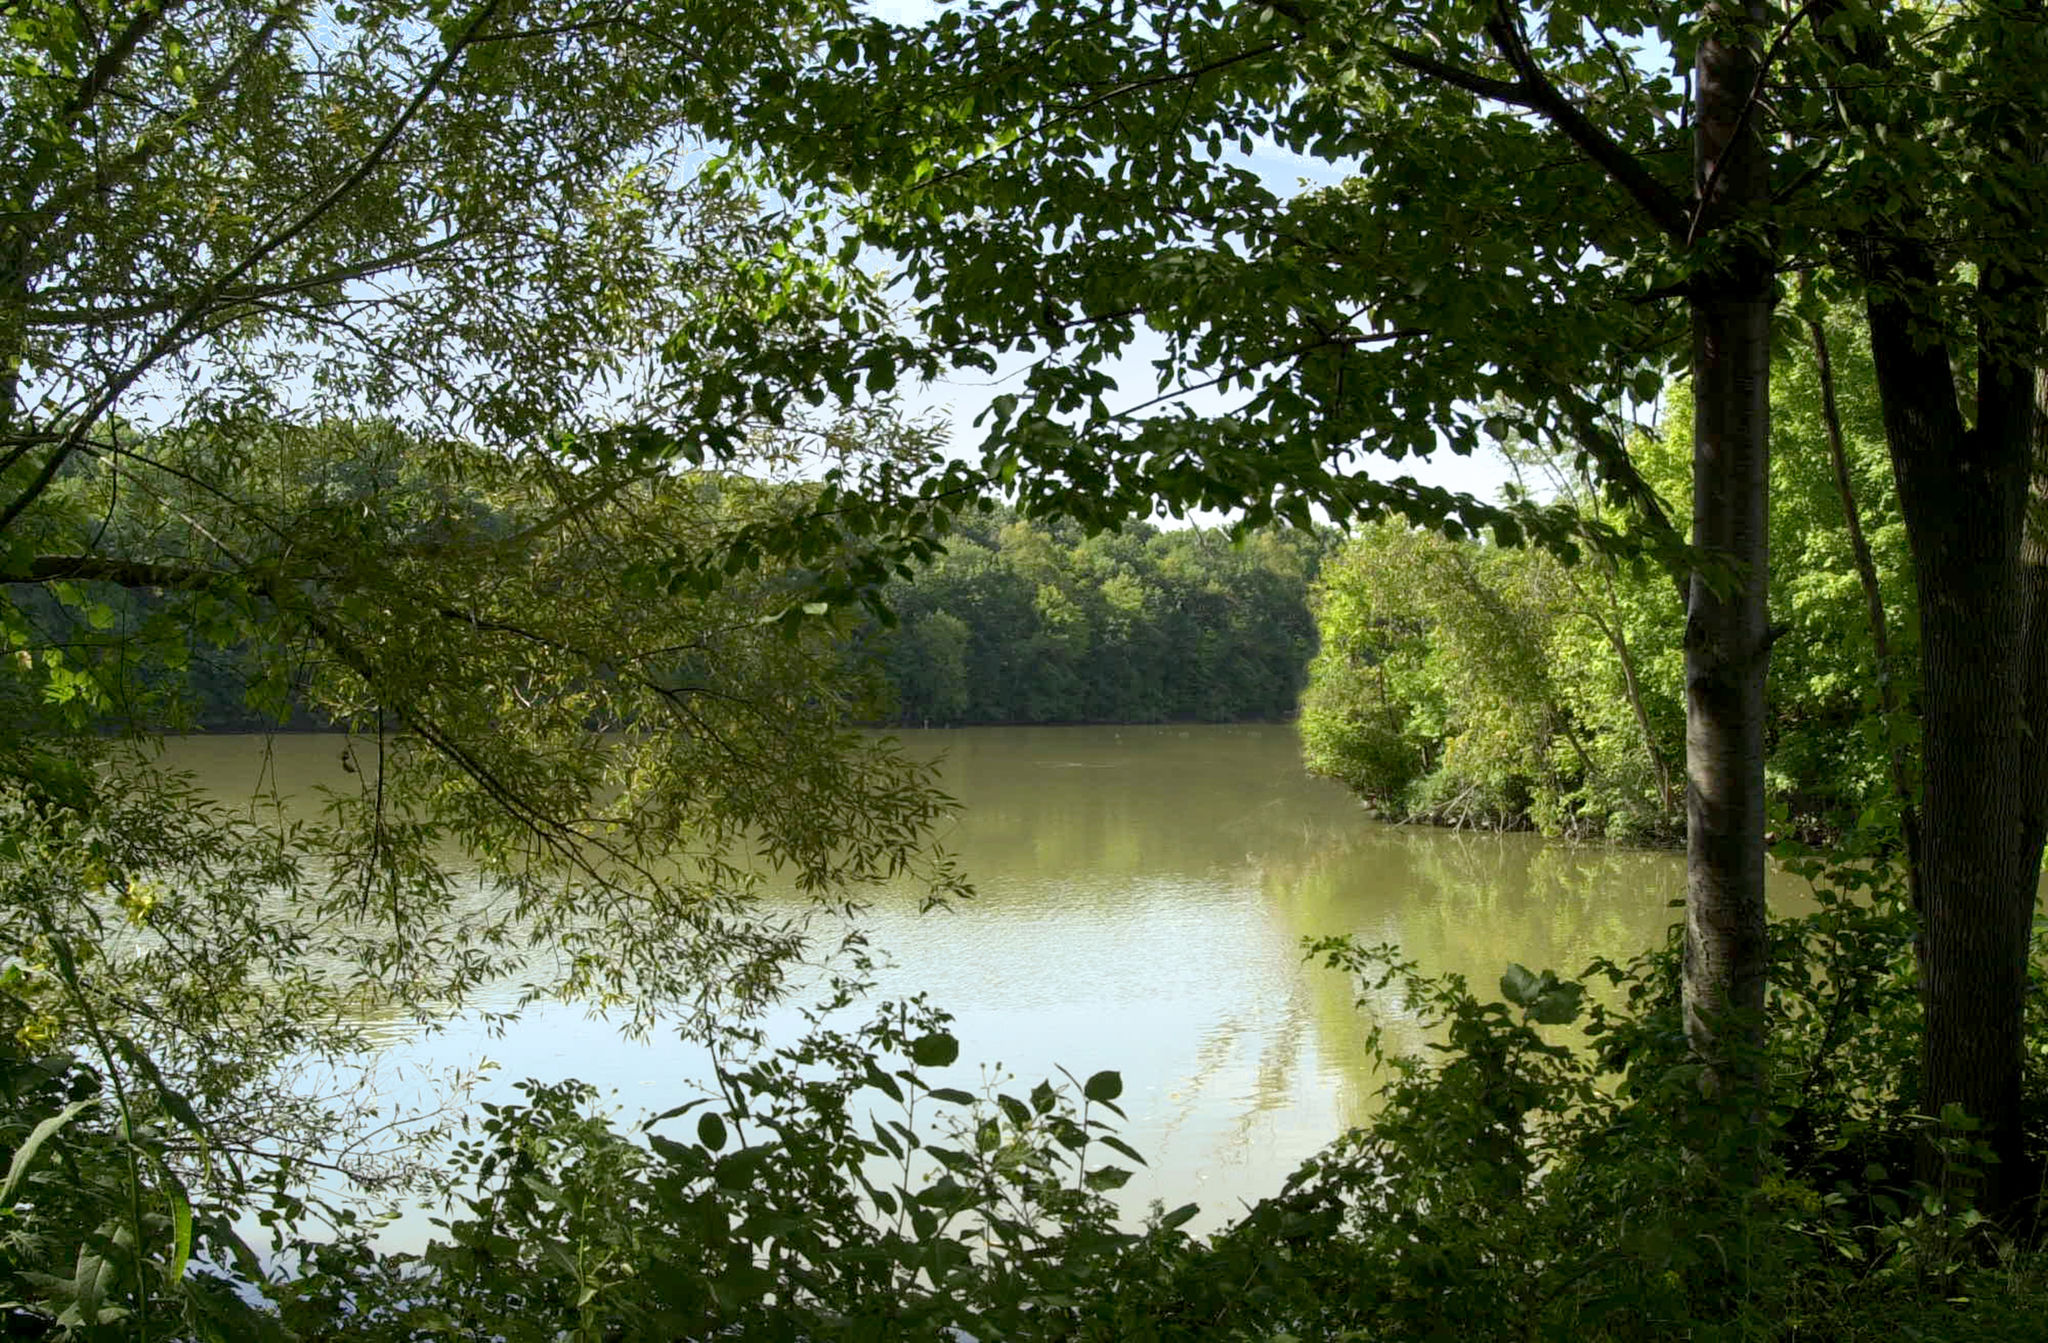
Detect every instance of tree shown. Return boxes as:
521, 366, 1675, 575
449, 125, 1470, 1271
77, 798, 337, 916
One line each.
740, 0, 2048, 1203
891, 608, 974, 722
744, 0, 1769, 1116
1304, 325, 1914, 848
1817, 13, 2048, 1205
0, 0, 980, 1317
0, 0, 976, 988
1303, 521, 1680, 838
865, 510, 1322, 725
0, 415, 984, 1328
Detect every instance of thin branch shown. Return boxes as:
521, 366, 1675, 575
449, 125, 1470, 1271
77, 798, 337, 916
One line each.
1805, 297, 1919, 903
0, 0, 502, 537
500, 464, 671, 551
24, 233, 477, 326
5, 555, 231, 588
51, 0, 191, 135
1372, 40, 1523, 103
905, 39, 1290, 200
16, 2, 299, 294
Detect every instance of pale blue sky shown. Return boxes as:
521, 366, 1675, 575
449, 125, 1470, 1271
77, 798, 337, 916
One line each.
854, 0, 1515, 520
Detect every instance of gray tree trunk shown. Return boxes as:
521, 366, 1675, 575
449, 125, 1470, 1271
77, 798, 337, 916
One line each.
1682, 0, 1773, 1103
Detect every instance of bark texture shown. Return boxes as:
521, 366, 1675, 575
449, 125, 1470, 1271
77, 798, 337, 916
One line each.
1682, 0, 1773, 1094
1859, 221, 2045, 1208
1801, 0, 2046, 1220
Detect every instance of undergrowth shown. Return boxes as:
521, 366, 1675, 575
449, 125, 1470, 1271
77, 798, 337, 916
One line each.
8, 862, 2048, 1340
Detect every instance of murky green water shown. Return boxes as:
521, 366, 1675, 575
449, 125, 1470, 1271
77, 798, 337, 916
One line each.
165, 724, 1810, 1233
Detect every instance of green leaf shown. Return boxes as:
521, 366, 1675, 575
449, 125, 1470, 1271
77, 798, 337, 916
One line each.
0, 1099, 98, 1208
1500, 964, 1541, 1006
1500, 964, 1583, 1023
1083, 1070, 1123, 1103
908, 1032, 959, 1068
697, 1111, 728, 1152
864, 1061, 905, 1104
163, 1170, 194, 1284
871, 1120, 904, 1159
1526, 979, 1586, 1026
111, 1039, 208, 1161
1097, 1134, 1147, 1166
71, 1245, 112, 1324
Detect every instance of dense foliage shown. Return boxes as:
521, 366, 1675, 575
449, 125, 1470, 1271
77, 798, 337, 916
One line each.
1302, 519, 1680, 841
730, 0, 2048, 1201
1302, 315, 1912, 847
867, 512, 1325, 727
0, 414, 983, 1335
47, 497, 1325, 735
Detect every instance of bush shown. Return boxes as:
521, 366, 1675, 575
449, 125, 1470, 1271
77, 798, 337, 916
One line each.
13, 866, 2048, 1341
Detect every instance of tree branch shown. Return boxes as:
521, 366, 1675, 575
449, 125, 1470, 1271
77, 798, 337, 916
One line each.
15, 2, 300, 296
24, 233, 477, 326
0, 0, 502, 538
1367, 6, 1689, 240
1371, 40, 1523, 104
1481, 1, 1691, 240
52, 0, 191, 136
4, 555, 229, 589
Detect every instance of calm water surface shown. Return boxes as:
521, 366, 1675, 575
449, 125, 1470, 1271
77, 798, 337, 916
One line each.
167, 725, 1811, 1235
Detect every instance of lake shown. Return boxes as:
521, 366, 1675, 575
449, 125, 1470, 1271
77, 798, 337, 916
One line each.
166, 724, 1811, 1237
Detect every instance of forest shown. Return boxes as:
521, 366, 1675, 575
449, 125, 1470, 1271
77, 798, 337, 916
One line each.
867, 512, 1323, 727
120, 504, 1327, 733
1299, 315, 1910, 849
5, 0, 2048, 1338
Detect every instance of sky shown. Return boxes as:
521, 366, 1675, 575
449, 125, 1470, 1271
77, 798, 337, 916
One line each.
74, 0, 1512, 527
851, 0, 1517, 521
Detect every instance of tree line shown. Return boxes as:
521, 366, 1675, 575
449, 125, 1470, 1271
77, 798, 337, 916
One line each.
50, 489, 1327, 734
865, 511, 1323, 726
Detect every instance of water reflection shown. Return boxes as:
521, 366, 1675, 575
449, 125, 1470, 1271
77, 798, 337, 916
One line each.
164, 724, 1808, 1234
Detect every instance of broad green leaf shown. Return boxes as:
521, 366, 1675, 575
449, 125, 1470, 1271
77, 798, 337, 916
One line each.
1097, 1134, 1147, 1166
1082, 1070, 1123, 1103
908, 1032, 959, 1068
0, 1099, 98, 1208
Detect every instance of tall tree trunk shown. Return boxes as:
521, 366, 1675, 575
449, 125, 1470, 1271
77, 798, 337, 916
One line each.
0, 234, 26, 456
1805, 0, 2044, 1221
1682, 0, 1773, 1102
2019, 369, 2048, 932
1867, 242, 2038, 1210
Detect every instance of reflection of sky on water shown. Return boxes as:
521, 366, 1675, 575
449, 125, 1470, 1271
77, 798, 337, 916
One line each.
174, 725, 1809, 1248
